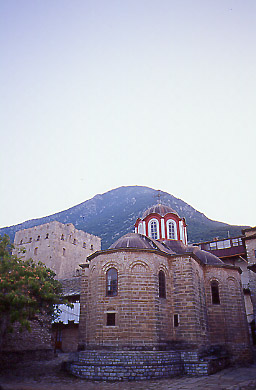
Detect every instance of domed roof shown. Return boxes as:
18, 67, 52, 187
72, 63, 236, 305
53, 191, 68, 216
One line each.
142, 204, 179, 219
109, 233, 161, 250
162, 240, 224, 266
108, 233, 224, 266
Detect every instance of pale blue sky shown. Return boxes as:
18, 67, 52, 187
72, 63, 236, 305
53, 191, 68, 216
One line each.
1, 0, 255, 228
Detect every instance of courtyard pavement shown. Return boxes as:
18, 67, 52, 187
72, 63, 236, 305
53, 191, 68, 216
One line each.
1, 353, 256, 390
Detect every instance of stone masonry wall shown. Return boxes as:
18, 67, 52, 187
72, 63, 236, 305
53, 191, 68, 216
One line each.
171, 256, 208, 346
81, 251, 213, 349
86, 251, 164, 347
204, 266, 252, 363
2, 314, 52, 352
244, 229, 256, 323
13, 221, 101, 279
68, 350, 229, 381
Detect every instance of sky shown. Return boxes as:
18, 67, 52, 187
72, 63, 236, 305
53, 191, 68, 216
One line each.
0, 0, 255, 229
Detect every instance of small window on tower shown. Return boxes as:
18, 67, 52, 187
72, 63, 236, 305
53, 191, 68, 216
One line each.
90, 244, 94, 250
37, 235, 40, 241
45, 233, 49, 239
29, 237, 32, 243
61, 234, 64, 241
34, 247, 38, 255
62, 248, 66, 256
106, 313, 116, 326
83, 242, 86, 248
20, 239, 23, 245
73, 239, 77, 245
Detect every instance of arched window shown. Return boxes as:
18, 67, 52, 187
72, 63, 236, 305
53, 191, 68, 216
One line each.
159, 270, 166, 298
211, 280, 220, 304
167, 220, 176, 239
149, 220, 159, 240
106, 268, 118, 297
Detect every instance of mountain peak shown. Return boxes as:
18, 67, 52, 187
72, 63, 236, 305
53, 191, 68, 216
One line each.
0, 186, 249, 249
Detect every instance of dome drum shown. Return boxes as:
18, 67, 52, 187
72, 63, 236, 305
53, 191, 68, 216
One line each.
135, 205, 187, 244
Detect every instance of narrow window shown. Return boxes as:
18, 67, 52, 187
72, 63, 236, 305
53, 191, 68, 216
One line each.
61, 234, 64, 241
90, 244, 94, 250
45, 233, 49, 239
56, 327, 62, 342
159, 270, 166, 298
174, 314, 179, 327
107, 313, 115, 326
150, 221, 158, 239
34, 247, 38, 255
254, 249, 256, 258
62, 248, 66, 256
29, 237, 32, 243
20, 239, 23, 245
36, 235, 40, 241
211, 280, 220, 304
73, 238, 76, 245
106, 268, 118, 296
83, 242, 86, 248
168, 221, 175, 239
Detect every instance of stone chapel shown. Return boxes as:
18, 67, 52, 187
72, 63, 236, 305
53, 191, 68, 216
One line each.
70, 204, 252, 380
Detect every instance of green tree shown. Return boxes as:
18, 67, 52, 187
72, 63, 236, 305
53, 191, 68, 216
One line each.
0, 234, 67, 349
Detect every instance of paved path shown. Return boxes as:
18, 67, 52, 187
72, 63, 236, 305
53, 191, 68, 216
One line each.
1, 354, 256, 390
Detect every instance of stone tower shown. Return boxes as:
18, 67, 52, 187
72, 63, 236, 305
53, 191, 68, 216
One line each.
13, 221, 101, 280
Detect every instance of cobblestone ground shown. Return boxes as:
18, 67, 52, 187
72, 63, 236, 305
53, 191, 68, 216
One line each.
1, 354, 256, 390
